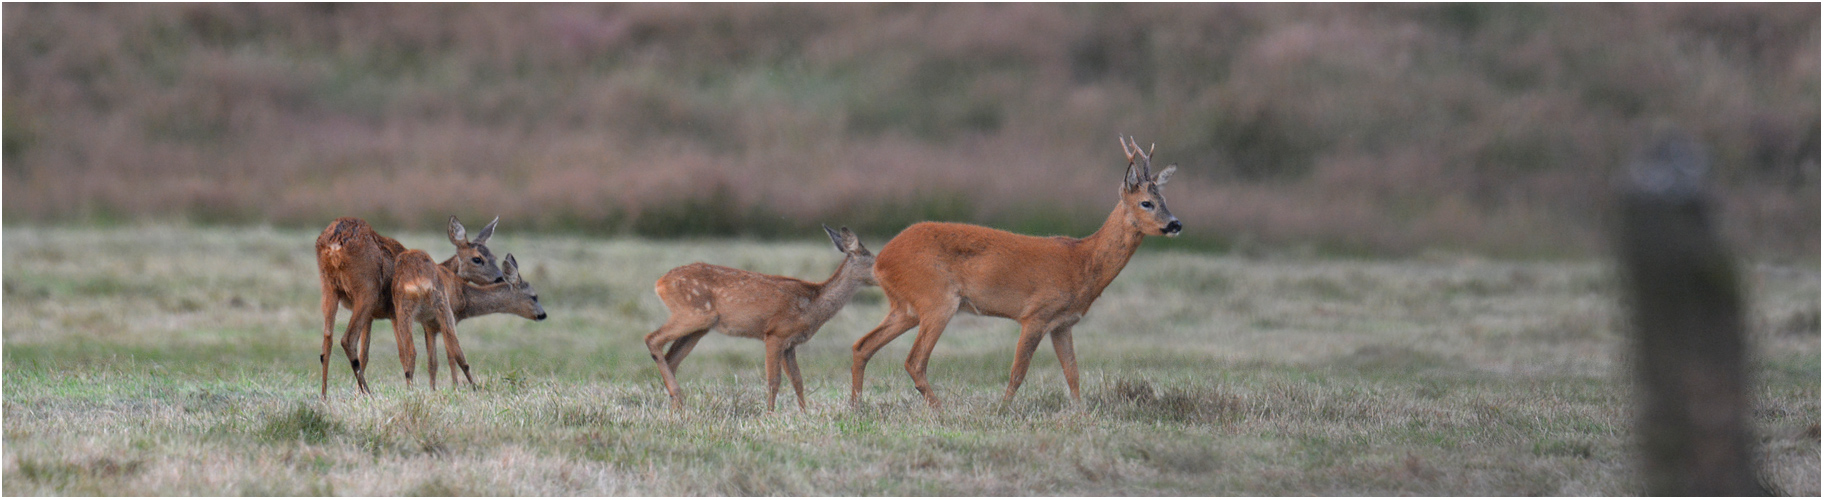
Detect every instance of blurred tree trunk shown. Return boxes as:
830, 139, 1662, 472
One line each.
1614, 130, 1767, 496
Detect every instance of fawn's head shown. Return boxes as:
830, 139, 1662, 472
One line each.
822, 225, 876, 285
1116, 136, 1181, 237
499, 254, 547, 321
448, 215, 504, 285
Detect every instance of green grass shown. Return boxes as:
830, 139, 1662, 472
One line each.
4, 225, 1818, 495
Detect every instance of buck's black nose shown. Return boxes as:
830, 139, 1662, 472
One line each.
535, 312, 548, 321
1164, 220, 1183, 234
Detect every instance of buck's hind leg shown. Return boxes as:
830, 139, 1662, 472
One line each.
904, 298, 961, 409
850, 305, 917, 407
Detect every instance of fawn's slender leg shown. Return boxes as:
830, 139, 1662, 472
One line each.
764, 335, 786, 412
340, 301, 379, 394
391, 297, 418, 389
423, 320, 441, 390
665, 330, 710, 372
319, 286, 341, 398
644, 315, 714, 409
436, 310, 476, 387
784, 345, 807, 410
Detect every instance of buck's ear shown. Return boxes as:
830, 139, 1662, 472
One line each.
1125, 162, 1145, 191
1154, 164, 1177, 186
473, 216, 499, 246
448, 216, 468, 246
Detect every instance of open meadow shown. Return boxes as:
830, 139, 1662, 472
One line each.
2, 225, 1817, 495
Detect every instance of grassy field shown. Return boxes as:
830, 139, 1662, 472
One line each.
2, 225, 1817, 495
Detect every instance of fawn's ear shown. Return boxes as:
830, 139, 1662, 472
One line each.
448, 216, 468, 246
822, 224, 846, 253
501, 254, 520, 280
473, 216, 499, 246
839, 227, 867, 254
1154, 164, 1177, 186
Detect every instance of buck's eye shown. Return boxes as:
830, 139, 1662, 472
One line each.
471, 257, 484, 264
531, 295, 539, 302
1139, 201, 1154, 210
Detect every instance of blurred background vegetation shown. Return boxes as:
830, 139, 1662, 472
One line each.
3, 3, 1816, 258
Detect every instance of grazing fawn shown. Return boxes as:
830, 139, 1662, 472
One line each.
850, 136, 1181, 408
643, 226, 876, 411
315, 216, 502, 396
391, 252, 546, 389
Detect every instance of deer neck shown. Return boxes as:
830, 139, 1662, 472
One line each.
1077, 201, 1146, 295
806, 256, 866, 323
449, 280, 520, 321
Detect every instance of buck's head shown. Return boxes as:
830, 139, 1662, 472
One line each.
448, 215, 504, 285
1117, 136, 1181, 237
823, 224, 877, 286
499, 254, 547, 321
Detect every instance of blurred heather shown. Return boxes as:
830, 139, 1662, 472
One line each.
3, 3, 1816, 257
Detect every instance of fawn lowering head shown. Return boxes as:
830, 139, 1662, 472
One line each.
1117, 136, 1181, 237
497, 254, 546, 321
447, 215, 504, 285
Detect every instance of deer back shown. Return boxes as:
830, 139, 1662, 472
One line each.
316, 218, 408, 309
391, 249, 453, 323
659, 264, 815, 336
874, 222, 1101, 318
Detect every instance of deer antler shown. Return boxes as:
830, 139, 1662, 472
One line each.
1118, 135, 1136, 163
1123, 136, 1153, 176
1143, 141, 1155, 176
1129, 136, 1151, 162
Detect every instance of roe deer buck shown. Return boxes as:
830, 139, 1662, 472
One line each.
391, 252, 546, 390
315, 216, 502, 397
850, 136, 1180, 408
643, 226, 876, 411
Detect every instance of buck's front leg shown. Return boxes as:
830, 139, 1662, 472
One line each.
1002, 317, 1051, 405
1050, 324, 1081, 403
